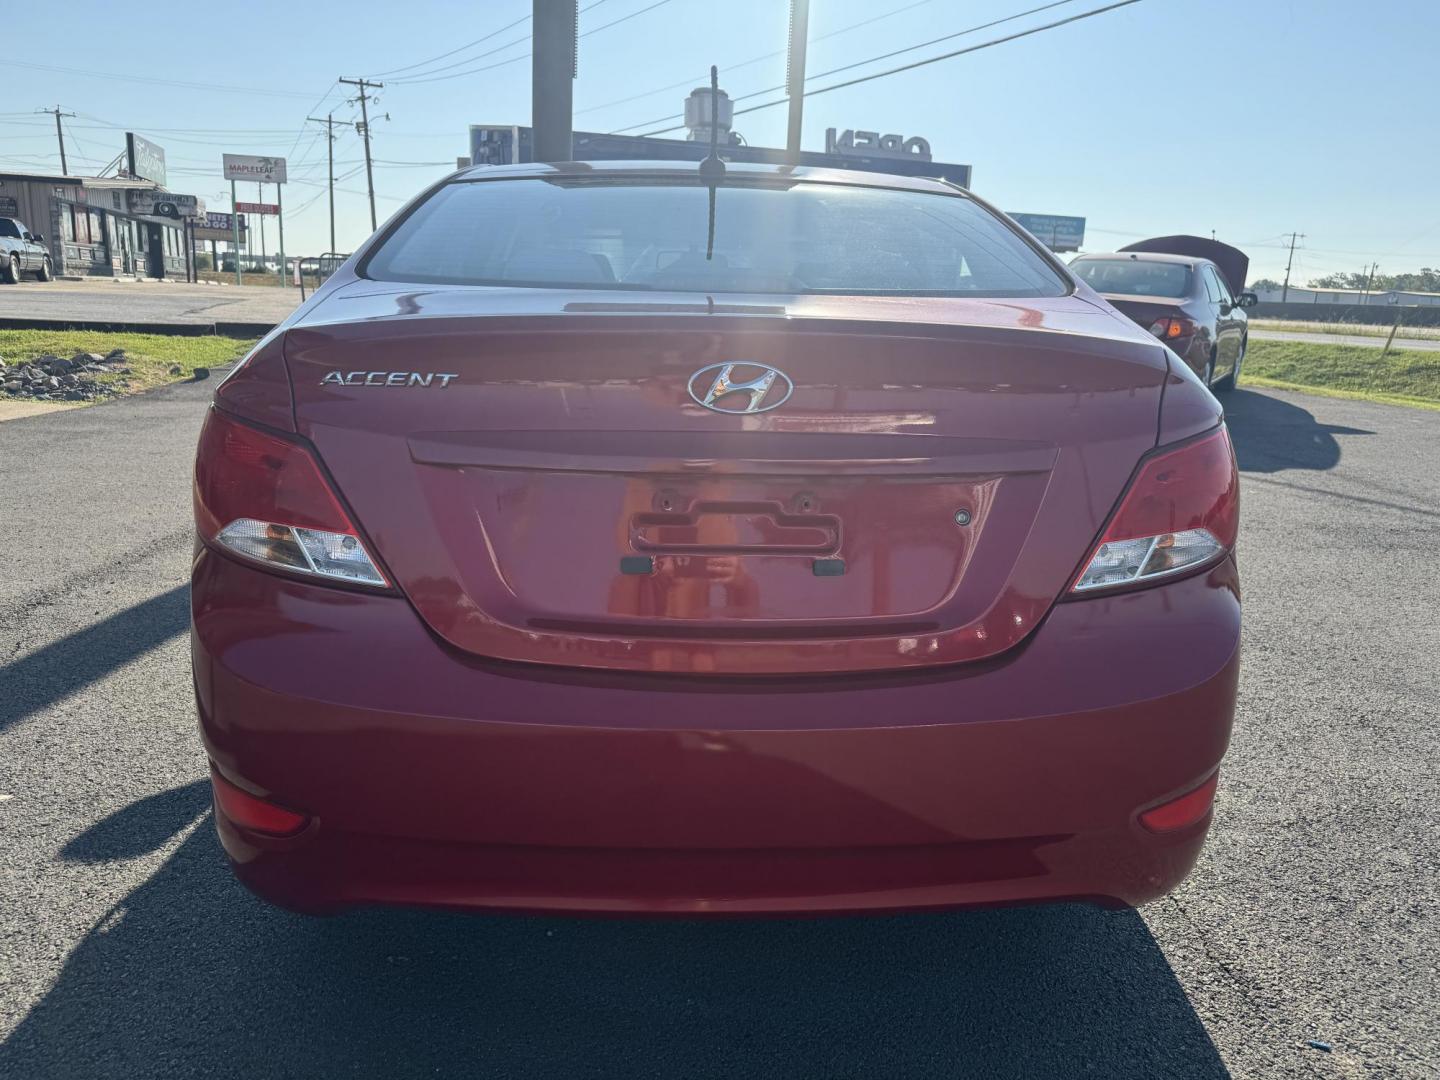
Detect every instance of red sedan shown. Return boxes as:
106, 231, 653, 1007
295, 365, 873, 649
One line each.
192, 162, 1239, 915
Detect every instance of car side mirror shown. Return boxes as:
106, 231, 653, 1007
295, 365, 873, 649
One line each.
1237, 292, 1258, 308
33, 233, 44, 243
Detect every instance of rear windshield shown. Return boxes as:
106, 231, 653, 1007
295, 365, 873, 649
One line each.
363, 177, 1068, 297
1072, 258, 1191, 298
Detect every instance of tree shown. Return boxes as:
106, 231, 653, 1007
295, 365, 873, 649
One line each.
1250, 277, 1283, 292
1309, 268, 1440, 293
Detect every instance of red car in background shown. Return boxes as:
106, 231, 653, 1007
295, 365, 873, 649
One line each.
192, 163, 1240, 916
1071, 237, 1258, 391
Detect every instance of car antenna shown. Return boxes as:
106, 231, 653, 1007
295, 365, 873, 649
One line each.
698, 65, 725, 261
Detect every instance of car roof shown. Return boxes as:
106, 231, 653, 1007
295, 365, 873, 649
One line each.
450, 159, 965, 197
1074, 251, 1208, 268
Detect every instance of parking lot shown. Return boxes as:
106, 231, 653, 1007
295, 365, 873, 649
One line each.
0, 278, 299, 327
0, 380, 1435, 1079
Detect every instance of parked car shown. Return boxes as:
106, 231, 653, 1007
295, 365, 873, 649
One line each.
0, 217, 53, 283
1071, 238, 1258, 391
192, 161, 1240, 917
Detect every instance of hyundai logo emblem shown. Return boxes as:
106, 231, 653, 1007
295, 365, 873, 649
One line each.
687, 363, 794, 415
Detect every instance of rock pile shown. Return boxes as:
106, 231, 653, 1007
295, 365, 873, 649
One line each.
0, 350, 132, 402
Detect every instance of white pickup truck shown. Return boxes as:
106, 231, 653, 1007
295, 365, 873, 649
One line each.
0, 217, 53, 283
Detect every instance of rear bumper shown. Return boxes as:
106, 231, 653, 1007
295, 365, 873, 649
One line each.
192, 549, 1240, 915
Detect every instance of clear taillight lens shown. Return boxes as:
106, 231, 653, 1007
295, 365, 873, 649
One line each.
1072, 426, 1238, 595
194, 408, 388, 588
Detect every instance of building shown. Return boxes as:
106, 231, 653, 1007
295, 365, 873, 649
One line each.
1251, 284, 1440, 307
0, 171, 196, 279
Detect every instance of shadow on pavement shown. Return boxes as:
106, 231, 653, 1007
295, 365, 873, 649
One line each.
1224, 388, 1372, 473
0, 585, 189, 735
2, 782, 1230, 1080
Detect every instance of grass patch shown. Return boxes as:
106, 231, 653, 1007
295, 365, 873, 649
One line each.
1251, 318, 1440, 341
0, 330, 256, 394
1244, 340, 1440, 408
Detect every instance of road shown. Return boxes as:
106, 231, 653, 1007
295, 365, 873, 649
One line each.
1251, 327, 1440, 351
0, 278, 299, 326
1, 382, 1436, 1079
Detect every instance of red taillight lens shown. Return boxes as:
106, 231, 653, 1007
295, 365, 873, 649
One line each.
1148, 316, 1196, 341
1139, 771, 1219, 833
210, 767, 310, 837
194, 408, 387, 587
1072, 426, 1238, 594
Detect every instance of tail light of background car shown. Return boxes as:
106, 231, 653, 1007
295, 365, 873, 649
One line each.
194, 408, 388, 587
1072, 425, 1238, 594
1148, 316, 1197, 342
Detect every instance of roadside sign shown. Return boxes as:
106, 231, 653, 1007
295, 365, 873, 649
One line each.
127, 190, 205, 219
1009, 213, 1086, 253
202, 211, 245, 232
126, 133, 168, 186
235, 201, 280, 216
223, 154, 287, 184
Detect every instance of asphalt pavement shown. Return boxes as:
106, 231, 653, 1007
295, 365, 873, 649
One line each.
1251, 327, 1440, 351
0, 278, 299, 327
0, 380, 1435, 1079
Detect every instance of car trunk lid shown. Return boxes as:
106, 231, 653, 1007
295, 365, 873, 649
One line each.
285, 291, 1165, 675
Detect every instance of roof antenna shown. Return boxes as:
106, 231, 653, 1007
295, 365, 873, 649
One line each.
698, 65, 725, 261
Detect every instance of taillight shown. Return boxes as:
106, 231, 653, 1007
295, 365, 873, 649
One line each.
1148, 316, 1196, 341
1072, 425, 1238, 594
194, 408, 387, 587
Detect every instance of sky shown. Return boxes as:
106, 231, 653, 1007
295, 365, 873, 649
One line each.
2, 0, 1437, 284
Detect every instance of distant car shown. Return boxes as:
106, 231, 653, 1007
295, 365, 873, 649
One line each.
0, 217, 53, 283
1072, 247, 1257, 391
192, 161, 1240, 917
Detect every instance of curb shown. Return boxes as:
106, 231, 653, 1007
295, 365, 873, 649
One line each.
0, 317, 275, 338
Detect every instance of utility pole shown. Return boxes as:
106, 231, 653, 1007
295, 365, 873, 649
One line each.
307, 114, 346, 253
340, 77, 384, 231
1362, 261, 1378, 306
37, 106, 76, 175
1280, 231, 1305, 302
785, 0, 811, 162
532, 0, 577, 162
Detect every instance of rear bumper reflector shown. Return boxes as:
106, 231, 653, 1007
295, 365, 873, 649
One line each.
210, 767, 310, 837
1139, 771, 1219, 833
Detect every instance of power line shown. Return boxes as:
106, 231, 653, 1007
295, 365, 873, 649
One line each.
633, 0, 1144, 137
613, 0, 1082, 134
369, 10, 534, 78
379, 0, 612, 83
7, 60, 317, 99
577, 0, 947, 118
386, 0, 676, 86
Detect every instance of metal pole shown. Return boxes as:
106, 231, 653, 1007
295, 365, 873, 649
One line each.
258, 182, 267, 272
326, 114, 335, 253
306, 114, 340, 251
785, 0, 810, 162
276, 181, 286, 289
532, 0, 577, 163
231, 181, 243, 285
